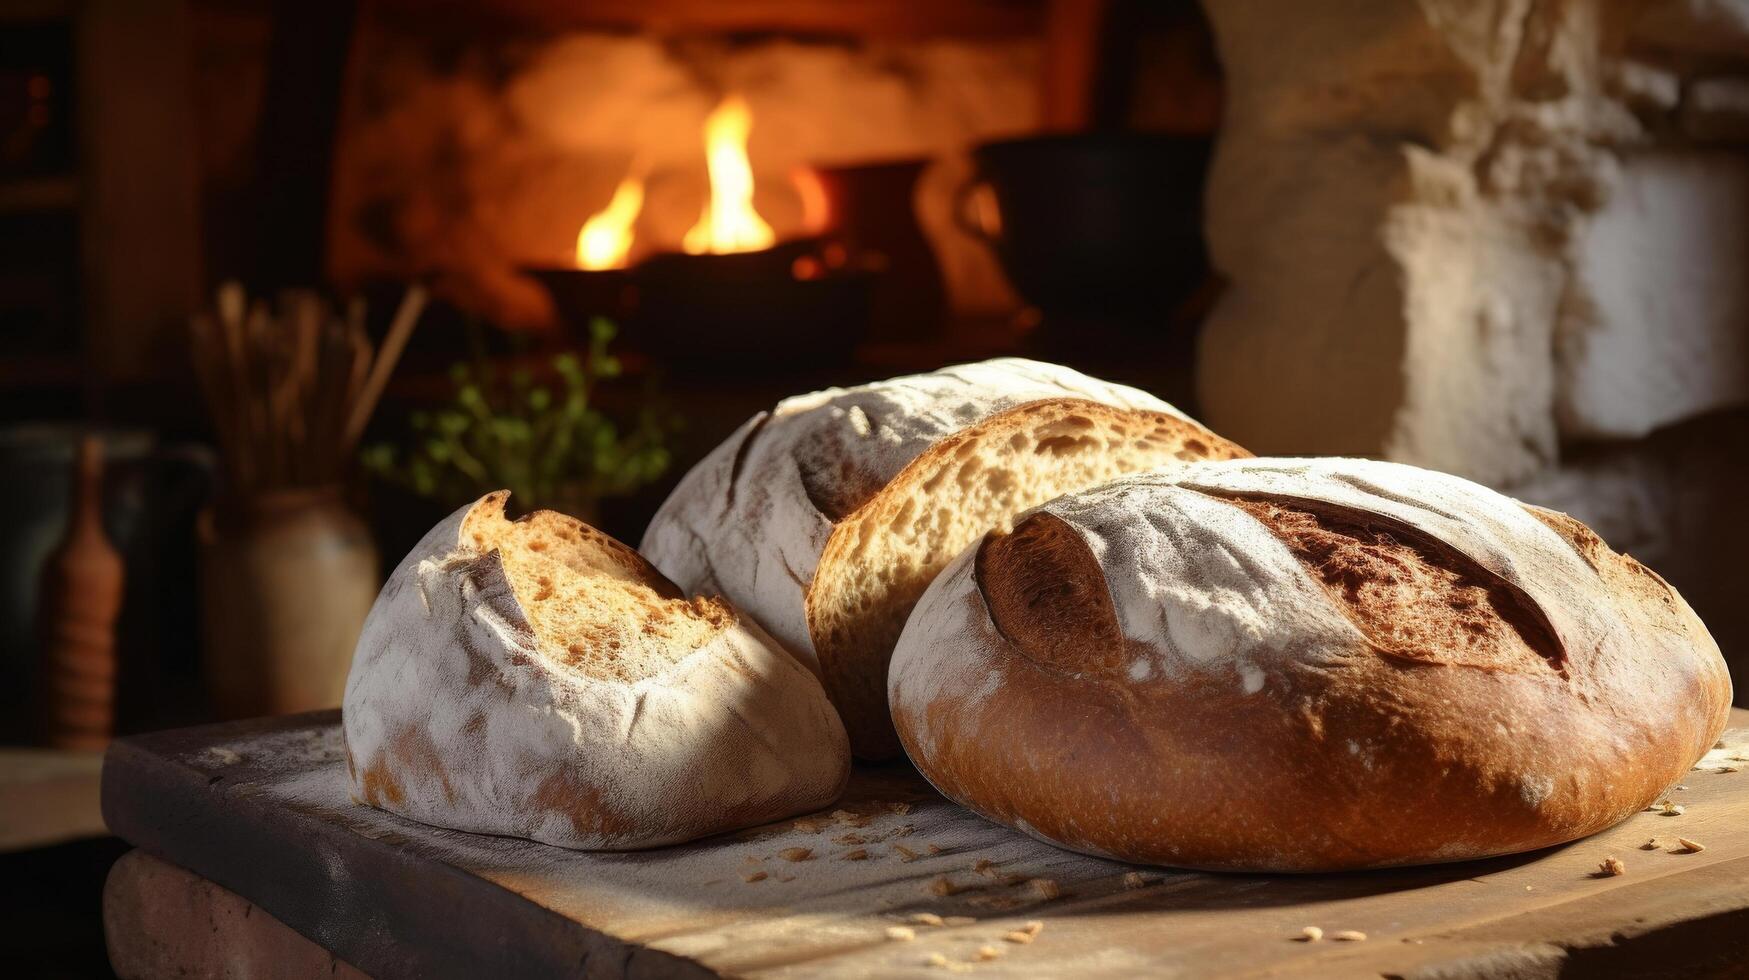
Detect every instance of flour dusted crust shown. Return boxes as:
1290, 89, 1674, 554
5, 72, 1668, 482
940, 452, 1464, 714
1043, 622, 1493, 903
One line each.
640, 358, 1249, 759
343, 492, 849, 850
889, 457, 1732, 871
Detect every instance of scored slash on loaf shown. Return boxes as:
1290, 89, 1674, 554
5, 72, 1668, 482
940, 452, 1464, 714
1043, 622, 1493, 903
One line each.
888, 457, 1731, 871
640, 358, 1249, 759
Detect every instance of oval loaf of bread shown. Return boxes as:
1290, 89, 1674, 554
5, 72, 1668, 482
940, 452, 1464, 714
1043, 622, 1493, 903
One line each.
641, 358, 1249, 759
889, 457, 1732, 871
343, 491, 849, 850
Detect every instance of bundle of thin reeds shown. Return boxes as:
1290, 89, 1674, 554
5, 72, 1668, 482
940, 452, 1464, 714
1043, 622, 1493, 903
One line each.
189, 282, 426, 494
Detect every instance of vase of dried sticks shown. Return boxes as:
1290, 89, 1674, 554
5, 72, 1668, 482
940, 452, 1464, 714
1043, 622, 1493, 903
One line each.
190, 283, 423, 717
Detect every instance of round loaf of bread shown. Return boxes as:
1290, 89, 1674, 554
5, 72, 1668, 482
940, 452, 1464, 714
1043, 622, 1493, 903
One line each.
343, 491, 849, 850
640, 358, 1249, 759
889, 457, 1732, 871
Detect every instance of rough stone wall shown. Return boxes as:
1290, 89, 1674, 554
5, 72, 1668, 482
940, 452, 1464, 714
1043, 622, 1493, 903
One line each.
1199, 0, 1749, 697
1199, 0, 1749, 485
1559, 151, 1749, 439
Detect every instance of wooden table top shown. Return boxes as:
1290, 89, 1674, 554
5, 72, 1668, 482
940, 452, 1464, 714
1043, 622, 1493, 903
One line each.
102, 709, 1749, 979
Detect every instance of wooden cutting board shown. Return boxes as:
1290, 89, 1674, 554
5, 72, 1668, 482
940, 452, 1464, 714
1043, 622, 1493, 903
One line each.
102, 709, 1749, 979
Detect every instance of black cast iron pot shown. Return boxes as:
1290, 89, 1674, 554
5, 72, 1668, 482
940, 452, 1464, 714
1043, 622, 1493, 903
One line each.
957, 133, 1212, 322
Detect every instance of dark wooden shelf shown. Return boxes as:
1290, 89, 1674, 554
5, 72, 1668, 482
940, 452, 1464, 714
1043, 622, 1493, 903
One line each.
0, 175, 77, 215
0, 352, 84, 389
0, 0, 71, 23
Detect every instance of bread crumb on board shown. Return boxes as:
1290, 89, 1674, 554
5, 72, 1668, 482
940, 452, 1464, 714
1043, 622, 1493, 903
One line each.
927, 876, 964, 897
792, 817, 831, 833
1332, 930, 1367, 942
1658, 800, 1686, 816
975, 945, 1005, 961
1296, 926, 1323, 943
886, 926, 916, 942
1003, 920, 1046, 945
1026, 878, 1062, 901
1122, 871, 1148, 889
895, 844, 920, 862
841, 848, 870, 861
1675, 837, 1706, 853
972, 858, 998, 875
1641, 838, 1665, 850
1597, 855, 1627, 877
910, 912, 945, 927
832, 809, 873, 828
927, 844, 944, 855
835, 832, 866, 845
743, 870, 768, 882
889, 802, 914, 815
780, 847, 814, 862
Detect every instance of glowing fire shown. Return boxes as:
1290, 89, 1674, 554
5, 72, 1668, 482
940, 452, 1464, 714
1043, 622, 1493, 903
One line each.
575, 170, 644, 271
683, 95, 776, 255
571, 95, 776, 266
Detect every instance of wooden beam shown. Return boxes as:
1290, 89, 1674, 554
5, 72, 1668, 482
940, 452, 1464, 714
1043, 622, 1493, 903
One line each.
248, 0, 358, 291
367, 0, 1045, 38
1039, 0, 1110, 131
76, 0, 203, 388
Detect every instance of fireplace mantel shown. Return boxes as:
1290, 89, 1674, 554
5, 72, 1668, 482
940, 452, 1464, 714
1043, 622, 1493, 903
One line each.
371, 0, 1048, 39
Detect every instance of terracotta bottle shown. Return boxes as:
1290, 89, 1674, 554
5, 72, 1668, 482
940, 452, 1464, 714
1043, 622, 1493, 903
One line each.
37, 435, 125, 750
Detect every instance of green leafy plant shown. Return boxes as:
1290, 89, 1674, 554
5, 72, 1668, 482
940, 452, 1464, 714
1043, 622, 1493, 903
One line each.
362, 318, 675, 514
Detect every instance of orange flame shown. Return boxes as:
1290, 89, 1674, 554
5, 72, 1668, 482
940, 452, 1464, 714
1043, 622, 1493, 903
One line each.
683, 95, 776, 255
575, 170, 644, 270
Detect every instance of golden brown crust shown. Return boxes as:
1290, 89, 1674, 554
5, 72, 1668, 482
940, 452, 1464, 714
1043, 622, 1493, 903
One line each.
891, 463, 1732, 871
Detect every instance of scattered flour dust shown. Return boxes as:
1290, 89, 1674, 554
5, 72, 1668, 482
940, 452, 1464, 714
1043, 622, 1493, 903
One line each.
199, 717, 1214, 975
193, 726, 345, 773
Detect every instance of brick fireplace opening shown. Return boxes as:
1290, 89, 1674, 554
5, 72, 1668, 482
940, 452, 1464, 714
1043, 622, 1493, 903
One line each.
316, 1, 1221, 337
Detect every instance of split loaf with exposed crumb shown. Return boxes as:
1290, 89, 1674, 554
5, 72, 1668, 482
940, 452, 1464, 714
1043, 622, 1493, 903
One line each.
343, 491, 849, 849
